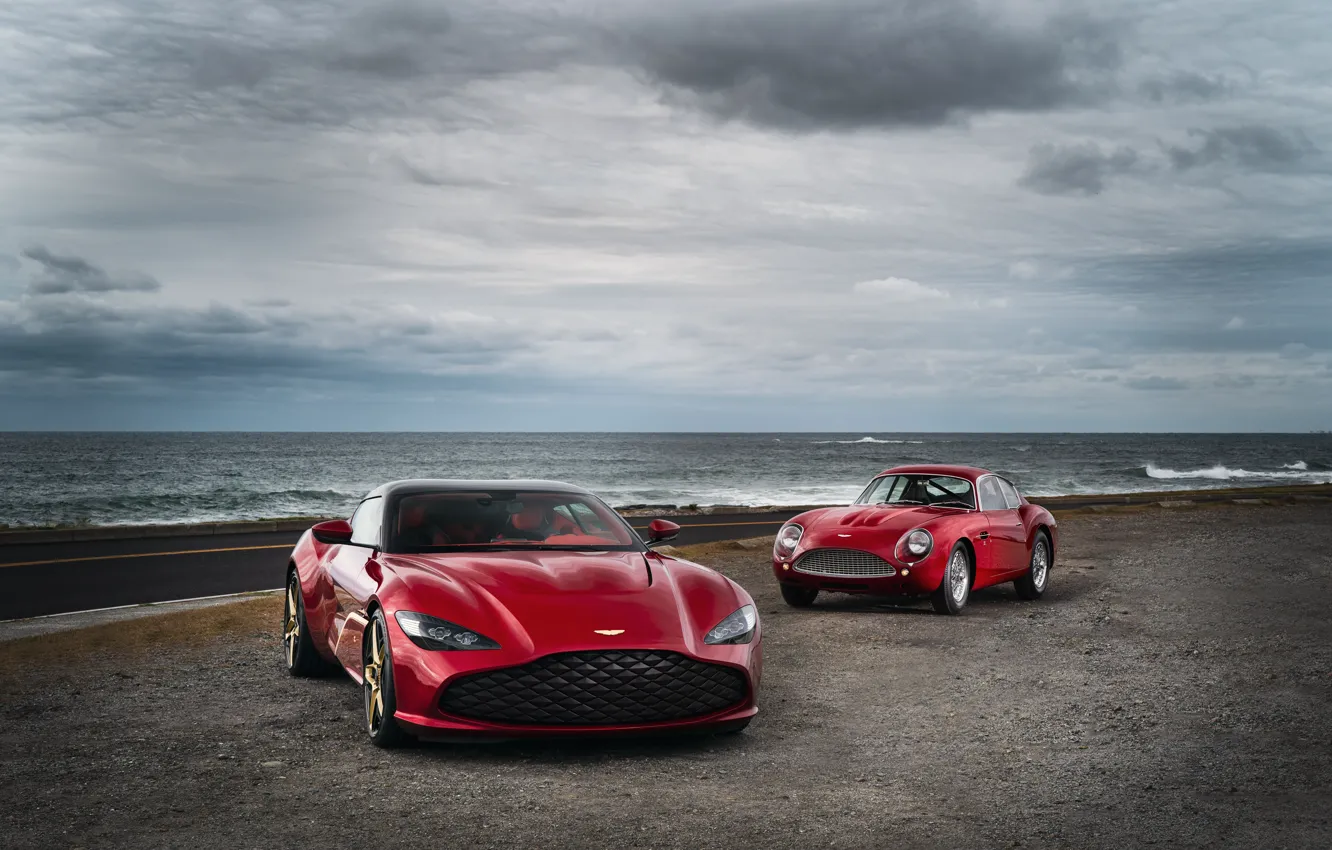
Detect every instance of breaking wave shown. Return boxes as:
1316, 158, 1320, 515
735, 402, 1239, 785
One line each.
1143, 462, 1332, 482
813, 436, 925, 445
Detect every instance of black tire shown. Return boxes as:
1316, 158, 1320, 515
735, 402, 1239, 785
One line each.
1014, 531, 1051, 601
930, 542, 972, 615
780, 584, 819, 608
363, 609, 411, 748
283, 571, 335, 677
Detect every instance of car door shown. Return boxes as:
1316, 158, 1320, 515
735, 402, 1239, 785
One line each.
977, 475, 1025, 581
991, 477, 1029, 577
325, 496, 384, 673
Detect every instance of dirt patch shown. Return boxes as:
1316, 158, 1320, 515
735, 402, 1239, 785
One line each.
0, 596, 279, 677
2, 505, 1331, 849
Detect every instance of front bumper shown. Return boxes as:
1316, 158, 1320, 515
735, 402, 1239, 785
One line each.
396, 703, 759, 741
773, 548, 947, 596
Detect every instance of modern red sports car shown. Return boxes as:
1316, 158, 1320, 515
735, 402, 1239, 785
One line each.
284, 480, 761, 746
772, 465, 1057, 615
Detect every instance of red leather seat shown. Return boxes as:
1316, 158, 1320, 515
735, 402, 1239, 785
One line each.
510, 504, 548, 535
400, 503, 449, 546
440, 522, 481, 544
550, 512, 579, 535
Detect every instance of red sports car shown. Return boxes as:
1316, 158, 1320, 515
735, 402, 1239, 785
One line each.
283, 480, 761, 746
772, 465, 1057, 615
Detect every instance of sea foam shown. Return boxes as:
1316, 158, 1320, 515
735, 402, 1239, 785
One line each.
1145, 462, 1329, 482
813, 436, 925, 445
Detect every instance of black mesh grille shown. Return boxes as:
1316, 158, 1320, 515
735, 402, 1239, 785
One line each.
440, 650, 747, 726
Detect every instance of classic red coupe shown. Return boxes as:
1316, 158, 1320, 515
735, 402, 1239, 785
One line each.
772, 465, 1057, 614
284, 480, 760, 746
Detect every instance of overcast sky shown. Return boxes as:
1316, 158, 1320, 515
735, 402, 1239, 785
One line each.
1, 0, 1329, 431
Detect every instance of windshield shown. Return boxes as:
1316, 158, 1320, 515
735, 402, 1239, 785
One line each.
855, 474, 976, 509
387, 490, 642, 553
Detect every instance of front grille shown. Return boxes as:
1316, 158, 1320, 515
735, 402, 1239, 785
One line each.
794, 548, 897, 578
440, 650, 747, 726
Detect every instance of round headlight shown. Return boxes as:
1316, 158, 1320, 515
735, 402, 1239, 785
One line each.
895, 528, 934, 563
906, 529, 932, 555
776, 523, 803, 554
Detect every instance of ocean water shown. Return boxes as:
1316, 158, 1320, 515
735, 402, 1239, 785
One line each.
1, 432, 1329, 528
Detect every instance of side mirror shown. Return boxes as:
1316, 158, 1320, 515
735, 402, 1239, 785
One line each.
646, 519, 681, 546
311, 519, 354, 545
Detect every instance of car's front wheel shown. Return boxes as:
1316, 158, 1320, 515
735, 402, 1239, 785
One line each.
1014, 531, 1051, 600
930, 543, 972, 615
780, 584, 819, 608
363, 609, 411, 748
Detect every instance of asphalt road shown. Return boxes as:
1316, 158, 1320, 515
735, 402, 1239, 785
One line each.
0, 512, 803, 620
6, 485, 1329, 621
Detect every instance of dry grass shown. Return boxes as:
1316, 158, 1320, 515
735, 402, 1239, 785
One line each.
0, 595, 281, 680
659, 536, 775, 560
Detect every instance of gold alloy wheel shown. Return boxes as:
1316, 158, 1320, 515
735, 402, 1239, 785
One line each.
283, 581, 300, 668
364, 619, 385, 734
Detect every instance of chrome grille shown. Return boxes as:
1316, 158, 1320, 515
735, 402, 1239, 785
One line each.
794, 548, 897, 578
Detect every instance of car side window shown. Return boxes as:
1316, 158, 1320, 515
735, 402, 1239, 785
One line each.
349, 497, 384, 548
997, 478, 1022, 509
977, 477, 1007, 511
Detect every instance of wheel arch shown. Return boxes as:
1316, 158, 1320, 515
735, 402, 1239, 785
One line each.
1033, 523, 1054, 563
963, 536, 977, 577
361, 599, 385, 671
952, 535, 977, 584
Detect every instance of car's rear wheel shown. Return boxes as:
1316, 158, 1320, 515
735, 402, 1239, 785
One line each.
930, 543, 972, 615
1014, 531, 1051, 600
363, 609, 411, 748
283, 571, 333, 677
780, 584, 819, 608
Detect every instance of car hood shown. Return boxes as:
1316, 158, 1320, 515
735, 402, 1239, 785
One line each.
795, 505, 960, 550
380, 550, 748, 656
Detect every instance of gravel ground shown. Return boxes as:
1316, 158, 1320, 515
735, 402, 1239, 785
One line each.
3, 503, 1330, 849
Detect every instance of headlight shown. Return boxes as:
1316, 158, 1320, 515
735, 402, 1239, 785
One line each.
394, 611, 501, 651
896, 528, 933, 562
774, 523, 803, 558
705, 604, 758, 645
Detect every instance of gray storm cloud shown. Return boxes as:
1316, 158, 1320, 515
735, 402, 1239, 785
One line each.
21, 246, 162, 295
1019, 142, 1140, 195
0, 0, 1330, 430
1166, 125, 1318, 172
625, 1, 1124, 130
